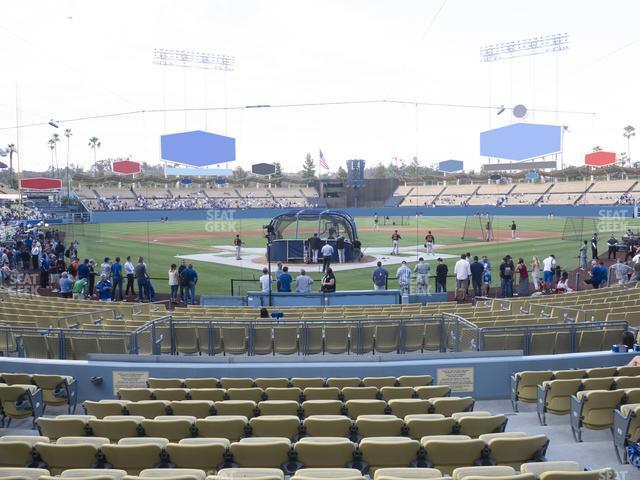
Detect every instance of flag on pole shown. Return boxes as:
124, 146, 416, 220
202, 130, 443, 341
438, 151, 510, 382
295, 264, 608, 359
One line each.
319, 149, 329, 170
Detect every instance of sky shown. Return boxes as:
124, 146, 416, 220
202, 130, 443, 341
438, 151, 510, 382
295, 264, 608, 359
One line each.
0, 0, 639, 174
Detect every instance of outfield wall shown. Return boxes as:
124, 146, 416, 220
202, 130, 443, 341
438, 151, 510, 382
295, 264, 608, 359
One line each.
89, 205, 634, 223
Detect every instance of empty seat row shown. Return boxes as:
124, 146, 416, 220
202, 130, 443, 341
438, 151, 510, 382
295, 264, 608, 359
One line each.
117, 385, 449, 403
166, 323, 442, 355
0, 373, 78, 413
37, 412, 505, 442
146, 376, 433, 389
510, 366, 640, 411
535, 381, 640, 428
19, 334, 130, 360
0, 464, 617, 480
0, 432, 549, 475
84, 396, 473, 420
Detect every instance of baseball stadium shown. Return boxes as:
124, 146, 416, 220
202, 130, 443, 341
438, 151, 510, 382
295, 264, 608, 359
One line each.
0, 1, 639, 478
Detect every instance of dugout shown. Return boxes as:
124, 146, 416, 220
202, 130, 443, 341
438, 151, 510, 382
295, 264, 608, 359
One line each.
266, 209, 358, 262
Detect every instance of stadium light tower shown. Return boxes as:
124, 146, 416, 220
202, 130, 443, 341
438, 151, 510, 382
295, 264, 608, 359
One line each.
153, 49, 235, 71
480, 33, 569, 62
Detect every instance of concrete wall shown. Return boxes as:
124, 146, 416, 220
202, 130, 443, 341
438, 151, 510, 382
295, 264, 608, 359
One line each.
89, 205, 634, 223
0, 350, 634, 402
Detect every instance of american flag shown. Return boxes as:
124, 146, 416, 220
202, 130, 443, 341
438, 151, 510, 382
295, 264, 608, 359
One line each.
319, 149, 329, 170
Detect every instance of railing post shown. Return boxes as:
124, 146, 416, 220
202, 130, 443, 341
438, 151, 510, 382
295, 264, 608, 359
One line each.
455, 316, 461, 352
248, 321, 254, 356
524, 327, 530, 356
208, 321, 215, 356
169, 316, 176, 356
59, 330, 66, 360
479, 328, 484, 351
439, 315, 446, 353
576, 271, 580, 291
151, 322, 159, 355
302, 321, 309, 356
570, 325, 577, 353
398, 319, 404, 354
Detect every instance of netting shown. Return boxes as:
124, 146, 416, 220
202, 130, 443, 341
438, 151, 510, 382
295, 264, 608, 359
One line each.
461, 213, 494, 241
561, 217, 598, 242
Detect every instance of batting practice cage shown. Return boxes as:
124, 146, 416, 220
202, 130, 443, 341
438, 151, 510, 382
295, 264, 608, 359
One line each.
561, 217, 598, 242
462, 213, 495, 241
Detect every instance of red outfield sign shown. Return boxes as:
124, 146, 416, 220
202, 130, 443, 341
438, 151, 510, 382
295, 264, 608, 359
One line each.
585, 151, 616, 167
20, 177, 62, 190
112, 159, 141, 175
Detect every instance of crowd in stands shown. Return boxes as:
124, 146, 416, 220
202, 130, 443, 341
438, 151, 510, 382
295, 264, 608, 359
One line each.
82, 188, 319, 211
0, 202, 50, 222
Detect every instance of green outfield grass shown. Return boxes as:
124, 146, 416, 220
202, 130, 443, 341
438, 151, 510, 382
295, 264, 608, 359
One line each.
56, 215, 640, 296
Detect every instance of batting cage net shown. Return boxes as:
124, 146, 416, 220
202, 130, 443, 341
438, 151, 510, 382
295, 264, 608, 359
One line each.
561, 217, 598, 242
461, 213, 494, 241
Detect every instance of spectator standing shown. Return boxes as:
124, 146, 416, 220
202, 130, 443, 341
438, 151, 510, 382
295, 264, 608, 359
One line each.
470, 256, 484, 297
177, 260, 187, 302
516, 258, 529, 296
295, 269, 314, 293
321, 242, 334, 273
96, 274, 112, 301
308, 233, 321, 263
579, 241, 588, 270
607, 234, 619, 260
414, 257, 430, 294
391, 230, 401, 255
531, 256, 540, 290
124, 256, 136, 297
31, 241, 41, 270
591, 233, 598, 259
278, 266, 293, 292
321, 267, 336, 292
435, 258, 448, 293
88, 259, 97, 297
542, 254, 556, 289
424, 231, 435, 255
111, 257, 123, 301
499, 256, 514, 298
259, 267, 272, 293
101, 257, 112, 279
610, 259, 631, 284
59, 272, 73, 298
135, 257, 148, 301
482, 267, 492, 296
168, 264, 179, 303
234, 234, 242, 260
454, 254, 471, 301
396, 260, 411, 295
352, 237, 362, 262
186, 264, 198, 304
39, 254, 50, 288
372, 261, 389, 290
336, 235, 346, 263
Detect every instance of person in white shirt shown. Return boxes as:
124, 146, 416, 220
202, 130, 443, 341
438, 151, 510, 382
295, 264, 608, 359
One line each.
124, 256, 136, 296
259, 267, 272, 293
321, 242, 334, 273
396, 261, 412, 295
454, 254, 471, 301
542, 254, 557, 288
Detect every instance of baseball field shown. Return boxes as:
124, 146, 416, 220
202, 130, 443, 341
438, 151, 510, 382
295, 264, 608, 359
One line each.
55, 215, 638, 296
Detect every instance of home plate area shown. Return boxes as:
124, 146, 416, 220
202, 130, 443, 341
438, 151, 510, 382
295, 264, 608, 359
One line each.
176, 245, 457, 273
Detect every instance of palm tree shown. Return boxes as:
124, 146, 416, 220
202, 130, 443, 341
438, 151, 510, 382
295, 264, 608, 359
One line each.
50, 133, 61, 176
64, 129, 72, 197
623, 126, 636, 161
47, 138, 56, 176
88, 137, 101, 175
